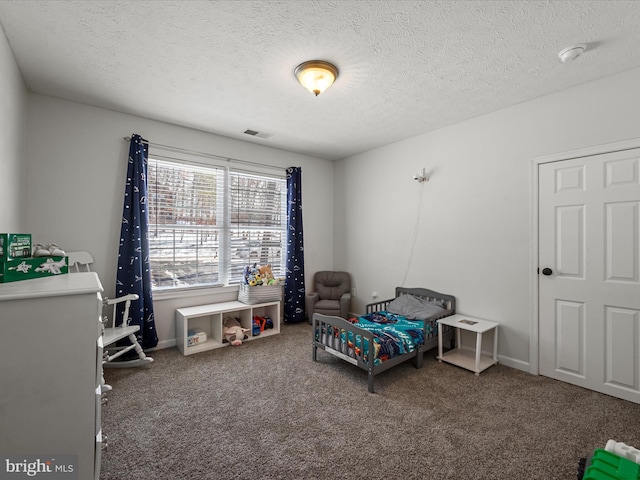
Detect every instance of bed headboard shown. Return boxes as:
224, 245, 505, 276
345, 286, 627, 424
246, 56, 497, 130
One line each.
395, 287, 456, 313
365, 287, 456, 314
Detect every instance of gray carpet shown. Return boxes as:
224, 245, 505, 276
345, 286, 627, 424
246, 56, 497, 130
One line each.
101, 322, 640, 479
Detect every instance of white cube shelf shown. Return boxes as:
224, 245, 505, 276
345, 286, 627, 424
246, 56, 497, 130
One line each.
176, 300, 280, 355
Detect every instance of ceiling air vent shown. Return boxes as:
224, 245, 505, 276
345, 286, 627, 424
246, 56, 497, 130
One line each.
243, 129, 273, 139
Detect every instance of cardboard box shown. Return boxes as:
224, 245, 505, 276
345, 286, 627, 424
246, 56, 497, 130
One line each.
0, 256, 69, 283
0, 233, 32, 260
187, 328, 207, 347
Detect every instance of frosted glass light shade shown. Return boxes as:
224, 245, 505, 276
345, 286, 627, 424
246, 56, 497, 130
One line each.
294, 60, 339, 96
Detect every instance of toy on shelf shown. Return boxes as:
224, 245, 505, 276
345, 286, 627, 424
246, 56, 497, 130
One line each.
243, 263, 263, 286
187, 328, 207, 347
223, 317, 248, 346
243, 263, 281, 287
253, 315, 274, 333
265, 316, 274, 329
252, 317, 261, 336
258, 264, 280, 286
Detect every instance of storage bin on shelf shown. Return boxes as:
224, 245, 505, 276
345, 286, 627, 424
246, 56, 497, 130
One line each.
238, 283, 282, 305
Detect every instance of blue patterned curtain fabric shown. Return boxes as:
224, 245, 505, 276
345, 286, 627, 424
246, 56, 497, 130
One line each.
284, 167, 306, 323
116, 134, 158, 349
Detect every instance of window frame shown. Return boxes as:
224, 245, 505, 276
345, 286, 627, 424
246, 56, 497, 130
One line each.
146, 153, 287, 294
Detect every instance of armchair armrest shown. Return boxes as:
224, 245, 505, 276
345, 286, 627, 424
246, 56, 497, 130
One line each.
339, 292, 352, 318
305, 292, 320, 324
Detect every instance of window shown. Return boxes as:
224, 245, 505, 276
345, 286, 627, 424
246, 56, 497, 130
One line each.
147, 157, 286, 291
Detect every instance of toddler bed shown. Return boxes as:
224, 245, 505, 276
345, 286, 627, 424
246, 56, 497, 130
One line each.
312, 287, 455, 393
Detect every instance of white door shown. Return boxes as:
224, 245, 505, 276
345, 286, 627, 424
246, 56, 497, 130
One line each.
539, 148, 640, 404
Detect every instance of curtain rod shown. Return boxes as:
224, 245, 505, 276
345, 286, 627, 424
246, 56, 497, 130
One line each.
123, 136, 285, 172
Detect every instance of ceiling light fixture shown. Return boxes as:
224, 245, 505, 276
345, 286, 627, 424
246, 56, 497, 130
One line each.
294, 60, 339, 96
558, 44, 586, 63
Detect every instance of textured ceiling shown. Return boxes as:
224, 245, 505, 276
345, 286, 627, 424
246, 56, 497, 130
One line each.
2, 0, 640, 160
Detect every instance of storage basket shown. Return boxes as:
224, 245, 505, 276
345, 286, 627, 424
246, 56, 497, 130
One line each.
238, 283, 283, 305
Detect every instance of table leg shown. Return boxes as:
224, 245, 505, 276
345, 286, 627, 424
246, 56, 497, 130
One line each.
438, 322, 443, 362
475, 332, 483, 375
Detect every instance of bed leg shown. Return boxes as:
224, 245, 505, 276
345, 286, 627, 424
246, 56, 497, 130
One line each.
368, 371, 375, 393
415, 350, 424, 369
312, 345, 317, 362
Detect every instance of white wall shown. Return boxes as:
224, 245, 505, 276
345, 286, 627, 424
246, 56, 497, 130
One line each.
334, 67, 640, 371
0, 26, 27, 231
25, 95, 334, 347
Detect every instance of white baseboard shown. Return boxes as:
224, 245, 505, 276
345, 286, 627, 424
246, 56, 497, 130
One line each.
454, 346, 530, 373
497, 354, 529, 372
148, 338, 177, 351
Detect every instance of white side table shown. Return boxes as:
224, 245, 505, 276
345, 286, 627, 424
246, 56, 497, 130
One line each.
437, 314, 498, 375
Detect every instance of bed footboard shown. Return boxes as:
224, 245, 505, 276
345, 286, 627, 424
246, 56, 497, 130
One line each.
312, 313, 378, 392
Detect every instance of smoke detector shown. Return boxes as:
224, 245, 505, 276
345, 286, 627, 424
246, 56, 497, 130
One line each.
558, 44, 586, 63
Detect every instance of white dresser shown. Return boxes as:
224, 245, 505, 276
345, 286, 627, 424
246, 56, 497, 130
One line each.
0, 272, 104, 479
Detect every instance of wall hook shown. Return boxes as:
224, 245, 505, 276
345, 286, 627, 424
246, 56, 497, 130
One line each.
413, 168, 429, 183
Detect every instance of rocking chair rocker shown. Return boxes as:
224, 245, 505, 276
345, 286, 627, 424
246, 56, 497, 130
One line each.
68, 251, 153, 369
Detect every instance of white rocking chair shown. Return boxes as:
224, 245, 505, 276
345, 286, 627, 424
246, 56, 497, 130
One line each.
68, 251, 153, 369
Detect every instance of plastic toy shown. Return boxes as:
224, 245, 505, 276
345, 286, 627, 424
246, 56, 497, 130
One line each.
583, 448, 640, 479
605, 439, 640, 465
252, 317, 261, 336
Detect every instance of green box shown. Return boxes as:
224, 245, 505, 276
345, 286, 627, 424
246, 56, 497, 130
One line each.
584, 449, 640, 480
0, 256, 69, 283
0, 233, 32, 260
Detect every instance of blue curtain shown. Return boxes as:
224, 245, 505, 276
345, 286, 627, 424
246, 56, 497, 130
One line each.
116, 134, 158, 349
284, 167, 306, 323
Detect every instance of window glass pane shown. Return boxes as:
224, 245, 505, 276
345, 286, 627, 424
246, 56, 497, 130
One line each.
148, 159, 224, 290
229, 228, 285, 282
149, 227, 221, 289
228, 170, 286, 284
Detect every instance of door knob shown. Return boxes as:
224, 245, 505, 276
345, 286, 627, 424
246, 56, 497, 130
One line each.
541, 268, 553, 276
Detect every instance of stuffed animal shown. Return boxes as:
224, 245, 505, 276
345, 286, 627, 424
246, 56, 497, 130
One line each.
223, 317, 247, 346
258, 264, 274, 285
243, 263, 263, 286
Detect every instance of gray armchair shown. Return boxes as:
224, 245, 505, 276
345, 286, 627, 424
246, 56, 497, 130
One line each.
306, 271, 352, 322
